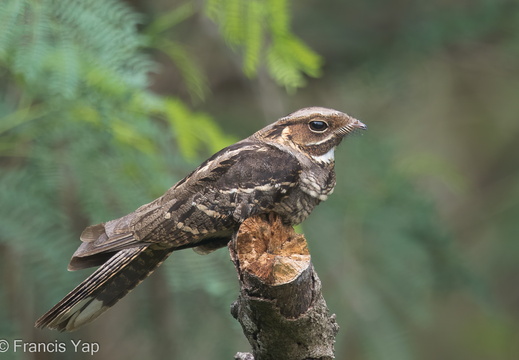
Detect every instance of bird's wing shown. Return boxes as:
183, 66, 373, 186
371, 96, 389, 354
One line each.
164, 140, 302, 196
157, 140, 303, 224
203, 141, 303, 221
69, 141, 302, 270
186, 142, 305, 255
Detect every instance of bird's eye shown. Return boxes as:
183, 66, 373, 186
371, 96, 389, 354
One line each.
308, 120, 328, 132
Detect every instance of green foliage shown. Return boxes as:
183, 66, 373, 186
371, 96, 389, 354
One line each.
205, 0, 323, 91
0, 1, 323, 354
0, 0, 237, 350
1, 0, 514, 359
162, 98, 235, 159
145, 3, 210, 102
0, 0, 233, 160
0, 0, 149, 97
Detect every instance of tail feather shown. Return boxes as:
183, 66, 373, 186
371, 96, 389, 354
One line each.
35, 245, 173, 331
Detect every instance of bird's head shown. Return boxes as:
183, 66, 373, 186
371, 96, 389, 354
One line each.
254, 107, 367, 163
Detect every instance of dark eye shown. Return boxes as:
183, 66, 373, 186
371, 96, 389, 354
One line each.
308, 120, 328, 132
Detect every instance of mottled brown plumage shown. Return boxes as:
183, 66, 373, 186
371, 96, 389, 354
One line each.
35, 107, 366, 331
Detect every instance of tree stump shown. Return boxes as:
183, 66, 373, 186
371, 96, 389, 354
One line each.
229, 214, 339, 360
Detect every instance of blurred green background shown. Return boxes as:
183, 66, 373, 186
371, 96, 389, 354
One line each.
1, 0, 518, 359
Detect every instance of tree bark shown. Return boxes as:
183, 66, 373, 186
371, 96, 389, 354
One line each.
229, 214, 339, 360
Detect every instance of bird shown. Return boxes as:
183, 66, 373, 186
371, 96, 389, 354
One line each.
35, 107, 366, 331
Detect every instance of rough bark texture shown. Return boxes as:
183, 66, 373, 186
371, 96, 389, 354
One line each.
230, 214, 339, 360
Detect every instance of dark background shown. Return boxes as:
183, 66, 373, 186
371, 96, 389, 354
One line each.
0, 0, 518, 359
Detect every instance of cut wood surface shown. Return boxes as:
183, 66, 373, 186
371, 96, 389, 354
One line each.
230, 214, 339, 360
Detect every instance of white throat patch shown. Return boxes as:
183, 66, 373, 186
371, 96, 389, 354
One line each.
311, 148, 335, 164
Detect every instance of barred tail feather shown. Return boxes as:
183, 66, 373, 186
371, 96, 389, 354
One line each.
35, 245, 173, 331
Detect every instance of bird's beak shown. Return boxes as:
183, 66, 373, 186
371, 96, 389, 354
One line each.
352, 117, 367, 130
337, 114, 367, 137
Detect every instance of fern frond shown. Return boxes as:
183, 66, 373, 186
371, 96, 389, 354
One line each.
204, 0, 223, 20
46, 32, 80, 99
0, 0, 151, 101
156, 39, 210, 102
161, 98, 235, 159
266, 44, 304, 90
267, 0, 290, 36
0, 0, 25, 58
203, 0, 322, 90
146, 3, 196, 37
243, 0, 264, 76
221, 0, 247, 46
266, 34, 323, 91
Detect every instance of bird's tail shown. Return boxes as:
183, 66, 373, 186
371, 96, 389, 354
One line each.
35, 245, 173, 331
